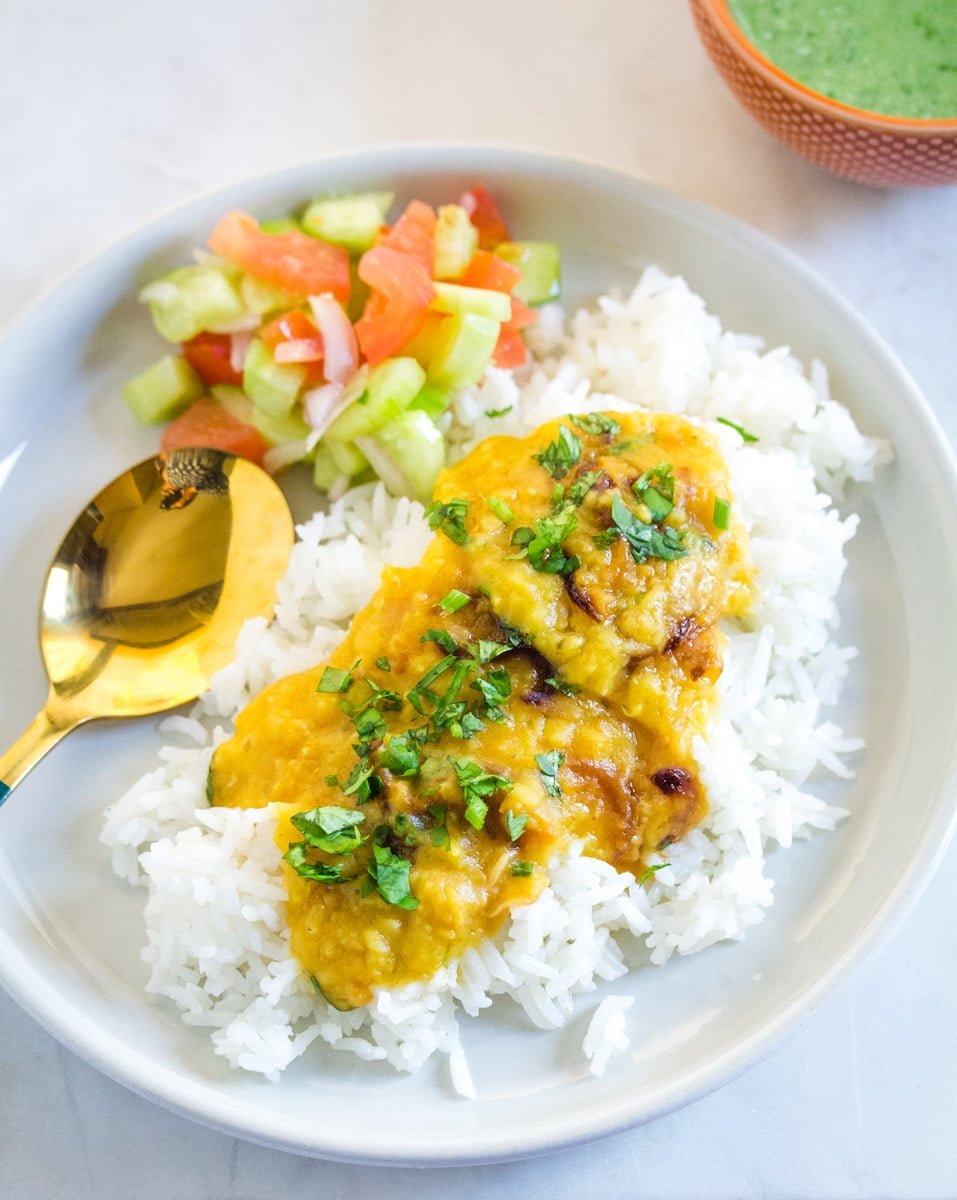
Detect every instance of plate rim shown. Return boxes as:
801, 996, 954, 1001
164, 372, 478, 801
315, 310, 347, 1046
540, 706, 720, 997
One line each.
2, 140, 957, 1165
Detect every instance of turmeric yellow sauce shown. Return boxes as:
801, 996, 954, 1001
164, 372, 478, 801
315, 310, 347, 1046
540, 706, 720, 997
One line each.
209, 412, 753, 1009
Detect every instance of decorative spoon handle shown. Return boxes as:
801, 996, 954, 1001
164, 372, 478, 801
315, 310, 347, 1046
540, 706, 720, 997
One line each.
0, 706, 77, 805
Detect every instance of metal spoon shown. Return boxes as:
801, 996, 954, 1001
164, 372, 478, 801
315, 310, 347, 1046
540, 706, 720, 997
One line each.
0, 447, 294, 805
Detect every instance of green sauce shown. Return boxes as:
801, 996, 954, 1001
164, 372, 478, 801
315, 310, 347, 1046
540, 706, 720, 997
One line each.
727, 0, 957, 119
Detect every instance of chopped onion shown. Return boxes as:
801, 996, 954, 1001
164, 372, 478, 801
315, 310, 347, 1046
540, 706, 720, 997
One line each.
208, 311, 262, 333
274, 337, 325, 364
308, 293, 358, 383
229, 331, 253, 373
302, 365, 368, 436
263, 440, 310, 475
327, 473, 352, 502
354, 436, 411, 498
138, 280, 178, 305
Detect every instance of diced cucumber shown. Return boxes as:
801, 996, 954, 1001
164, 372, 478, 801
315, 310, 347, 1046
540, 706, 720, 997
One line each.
239, 273, 302, 315
259, 218, 301, 235
123, 355, 204, 424
211, 384, 312, 446
312, 443, 343, 492
323, 357, 426, 444
242, 338, 306, 418
434, 205, 478, 280
427, 313, 500, 390
432, 281, 512, 323
356, 410, 445, 503
139, 265, 246, 343
301, 192, 394, 253
327, 438, 369, 477
494, 242, 561, 305
408, 383, 452, 420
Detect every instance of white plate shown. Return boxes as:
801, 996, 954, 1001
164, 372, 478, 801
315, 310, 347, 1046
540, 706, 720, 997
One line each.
1, 145, 956, 1166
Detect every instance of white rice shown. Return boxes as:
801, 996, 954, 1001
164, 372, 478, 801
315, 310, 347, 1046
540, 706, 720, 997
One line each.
100, 267, 890, 1092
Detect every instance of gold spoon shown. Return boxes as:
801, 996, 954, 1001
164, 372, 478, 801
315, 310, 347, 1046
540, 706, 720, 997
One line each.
0, 447, 294, 805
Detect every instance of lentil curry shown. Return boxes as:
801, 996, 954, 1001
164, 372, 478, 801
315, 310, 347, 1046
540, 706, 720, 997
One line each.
209, 412, 754, 1009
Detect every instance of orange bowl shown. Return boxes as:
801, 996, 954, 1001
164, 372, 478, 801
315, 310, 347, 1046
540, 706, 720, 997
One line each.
689, 0, 957, 187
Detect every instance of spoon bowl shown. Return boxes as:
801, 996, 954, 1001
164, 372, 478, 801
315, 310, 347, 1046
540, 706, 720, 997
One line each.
0, 447, 294, 803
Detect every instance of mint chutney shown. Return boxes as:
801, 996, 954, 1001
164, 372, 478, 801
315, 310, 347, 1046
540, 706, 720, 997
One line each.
727, 0, 957, 119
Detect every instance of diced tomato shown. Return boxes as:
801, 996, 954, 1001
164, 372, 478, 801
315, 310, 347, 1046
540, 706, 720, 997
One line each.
503, 296, 539, 333
378, 200, 436, 272
459, 249, 522, 294
209, 211, 350, 303
260, 309, 320, 351
261, 309, 325, 383
457, 185, 510, 250
181, 333, 243, 387
160, 396, 268, 466
354, 246, 434, 365
492, 329, 528, 368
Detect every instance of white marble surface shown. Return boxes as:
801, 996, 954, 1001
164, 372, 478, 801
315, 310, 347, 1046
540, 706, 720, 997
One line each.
2, 1, 956, 1196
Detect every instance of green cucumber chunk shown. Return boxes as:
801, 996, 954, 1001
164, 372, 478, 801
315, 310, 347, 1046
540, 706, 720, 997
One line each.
327, 438, 369, 477
301, 192, 394, 253
431, 281, 511, 323
494, 242, 561, 305
211, 384, 311, 446
323, 357, 426, 444
239, 274, 302, 315
259, 218, 301, 235
427, 313, 500, 389
138, 266, 246, 343
242, 338, 306, 418
356, 410, 445, 503
408, 383, 452, 420
123, 355, 204, 424
434, 204, 478, 280
312, 443, 342, 491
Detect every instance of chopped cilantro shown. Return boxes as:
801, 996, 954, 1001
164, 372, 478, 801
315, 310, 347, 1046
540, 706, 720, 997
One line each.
565, 470, 604, 508
519, 506, 580, 576
533, 425, 581, 480
636, 862, 670, 886
425, 498, 469, 545
716, 416, 758, 443
453, 759, 512, 830
470, 639, 509, 665
592, 528, 620, 550
283, 843, 353, 884
610, 493, 688, 564
633, 463, 675, 522
407, 653, 458, 714
379, 734, 421, 777
484, 405, 513, 419
570, 412, 621, 437
545, 674, 580, 697
535, 749, 565, 798
487, 496, 515, 525
367, 842, 418, 910
375, 655, 391, 672
421, 628, 457, 654
511, 860, 535, 877
438, 588, 471, 615
340, 760, 380, 803
504, 810, 528, 841
290, 806, 366, 855
428, 803, 450, 849
317, 659, 360, 694
713, 496, 731, 531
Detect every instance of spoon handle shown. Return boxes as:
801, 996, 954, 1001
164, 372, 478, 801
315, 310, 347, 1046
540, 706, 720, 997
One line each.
0, 708, 77, 805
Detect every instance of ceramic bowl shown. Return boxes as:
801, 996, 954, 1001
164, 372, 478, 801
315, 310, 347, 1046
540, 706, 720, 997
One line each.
689, 0, 957, 187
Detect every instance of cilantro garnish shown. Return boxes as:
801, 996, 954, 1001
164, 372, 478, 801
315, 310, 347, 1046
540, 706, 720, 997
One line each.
535, 749, 565, 798
429, 803, 450, 849
565, 470, 604, 508
570, 412, 621, 437
633, 463, 675, 522
425, 498, 470, 545
379, 733, 421, 777
504, 810, 528, 841
545, 674, 580, 696
453, 759, 512, 830
407, 654, 458, 714
340, 759, 381, 803
511, 861, 534, 877
366, 842, 418, 910
636, 862, 670, 886
438, 589, 471, 615
485, 405, 513, 419
283, 843, 353, 883
375, 655, 391, 672
317, 659, 360, 694
533, 426, 581, 480
421, 628, 457, 654
513, 507, 580, 576
608, 493, 688, 564
716, 416, 758, 443
487, 496, 515, 525
713, 496, 731, 531
290, 806, 366, 855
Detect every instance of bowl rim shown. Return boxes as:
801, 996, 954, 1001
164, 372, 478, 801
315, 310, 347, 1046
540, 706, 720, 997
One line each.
698, 0, 957, 133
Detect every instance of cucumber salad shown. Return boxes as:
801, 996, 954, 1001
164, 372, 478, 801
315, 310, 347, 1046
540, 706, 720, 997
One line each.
124, 185, 560, 502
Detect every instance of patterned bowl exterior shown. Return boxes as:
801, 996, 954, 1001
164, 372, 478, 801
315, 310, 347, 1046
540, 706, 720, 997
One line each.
689, 0, 957, 188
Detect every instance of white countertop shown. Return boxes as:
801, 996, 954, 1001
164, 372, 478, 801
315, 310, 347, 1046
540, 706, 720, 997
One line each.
2, 1, 956, 1196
